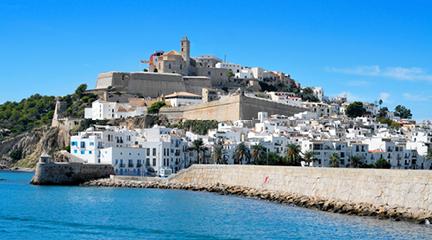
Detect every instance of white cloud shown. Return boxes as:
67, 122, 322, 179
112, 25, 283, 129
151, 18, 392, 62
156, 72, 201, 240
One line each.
402, 93, 432, 102
379, 92, 390, 102
326, 65, 432, 82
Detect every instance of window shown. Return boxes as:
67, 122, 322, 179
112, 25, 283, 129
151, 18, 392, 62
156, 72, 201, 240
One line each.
89, 142, 94, 146
153, 158, 156, 166
71, 141, 77, 146
81, 150, 85, 154
74, 150, 78, 154
89, 151, 92, 154
147, 148, 150, 156
80, 142, 86, 148
153, 148, 156, 156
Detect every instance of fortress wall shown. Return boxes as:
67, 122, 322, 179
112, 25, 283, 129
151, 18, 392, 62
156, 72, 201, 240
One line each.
180, 95, 241, 122
127, 73, 186, 98
96, 72, 187, 98
183, 77, 212, 95
160, 95, 306, 122
31, 162, 114, 185
240, 96, 306, 120
170, 165, 432, 213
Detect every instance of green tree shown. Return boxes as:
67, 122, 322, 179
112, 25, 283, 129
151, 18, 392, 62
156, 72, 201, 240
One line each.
345, 101, 366, 118
174, 120, 218, 135
349, 155, 363, 168
329, 153, 340, 168
190, 139, 205, 164
286, 144, 301, 166
234, 143, 251, 164
74, 84, 88, 97
394, 105, 412, 119
378, 99, 383, 106
374, 158, 391, 169
300, 87, 319, 102
302, 150, 315, 167
227, 70, 235, 79
212, 144, 223, 164
147, 101, 166, 114
251, 144, 266, 164
427, 148, 432, 160
9, 148, 23, 161
378, 107, 388, 118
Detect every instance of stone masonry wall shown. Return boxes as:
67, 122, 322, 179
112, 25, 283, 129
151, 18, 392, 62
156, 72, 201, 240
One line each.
160, 94, 306, 122
170, 165, 432, 213
31, 162, 114, 185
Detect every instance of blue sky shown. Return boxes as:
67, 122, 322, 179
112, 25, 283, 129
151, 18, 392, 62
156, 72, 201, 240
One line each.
1, 0, 431, 119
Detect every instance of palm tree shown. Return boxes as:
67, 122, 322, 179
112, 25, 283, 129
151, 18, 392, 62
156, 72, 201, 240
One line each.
302, 150, 315, 167
190, 139, 205, 164
349, 155, 363, 168
234, 143, 251, 164
329, 153, 340, 168
251, 144, 266, 164
286, 144, 301, 166
212, 144, 223, 164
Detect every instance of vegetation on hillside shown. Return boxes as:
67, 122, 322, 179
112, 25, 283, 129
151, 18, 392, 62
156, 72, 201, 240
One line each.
394, 105, 412, 119
0, 84, 97, 141
0, 94, 55, 139
346, 101, 366, 118
172, 120, 218, 135
147, 101, 166, 114
60, 84, 98, 118
299, 87, 319, 102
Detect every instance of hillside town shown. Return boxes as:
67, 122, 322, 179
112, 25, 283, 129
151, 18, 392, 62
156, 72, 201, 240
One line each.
54, 37, 432, 177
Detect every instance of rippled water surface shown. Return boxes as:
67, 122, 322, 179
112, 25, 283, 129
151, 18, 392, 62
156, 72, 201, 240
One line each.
1, 171, 432, 239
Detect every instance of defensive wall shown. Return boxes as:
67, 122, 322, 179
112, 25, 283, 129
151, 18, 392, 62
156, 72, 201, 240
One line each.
95, 72, 212, 97
31, 162, 114, 185
169, 165, 432, 214
160, 94, 306, 121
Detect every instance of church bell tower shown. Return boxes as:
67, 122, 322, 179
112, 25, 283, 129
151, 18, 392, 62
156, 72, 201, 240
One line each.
180, 36, 190, 63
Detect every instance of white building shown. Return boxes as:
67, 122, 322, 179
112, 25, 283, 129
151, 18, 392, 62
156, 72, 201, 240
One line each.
70, 125, 191, 176
84, 99, 146, 120
267, 92, 302, 107
164, 91, 202, 107
215, 62, 242, 74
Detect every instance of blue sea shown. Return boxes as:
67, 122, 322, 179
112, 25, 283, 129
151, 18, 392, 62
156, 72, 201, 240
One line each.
1, 171, 432, 240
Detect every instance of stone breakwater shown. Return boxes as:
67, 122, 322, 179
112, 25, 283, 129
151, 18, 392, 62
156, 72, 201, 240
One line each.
82, 178, 432, 224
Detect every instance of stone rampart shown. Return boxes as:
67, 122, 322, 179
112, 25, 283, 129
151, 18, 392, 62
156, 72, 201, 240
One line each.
169, 165, 432, 213
31, 162, 114, 185
160, 94, 306, 121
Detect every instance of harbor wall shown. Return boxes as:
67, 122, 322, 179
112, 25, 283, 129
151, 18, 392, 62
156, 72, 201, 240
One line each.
169, 165, 432, 213
31, 162, 114, 185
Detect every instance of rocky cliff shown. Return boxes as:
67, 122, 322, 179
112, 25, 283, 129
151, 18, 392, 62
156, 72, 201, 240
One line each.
0, 125, 69, 169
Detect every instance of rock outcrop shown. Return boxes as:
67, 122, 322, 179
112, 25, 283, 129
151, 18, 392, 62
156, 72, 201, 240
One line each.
0, 126, 69, 168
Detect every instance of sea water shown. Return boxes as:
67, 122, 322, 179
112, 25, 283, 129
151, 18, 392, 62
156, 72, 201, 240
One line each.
1, 171, 432, 240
